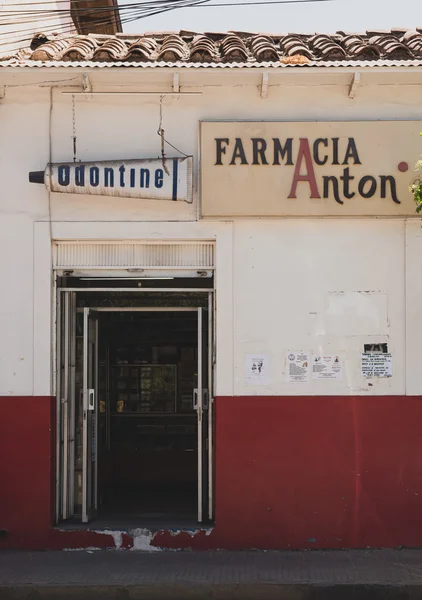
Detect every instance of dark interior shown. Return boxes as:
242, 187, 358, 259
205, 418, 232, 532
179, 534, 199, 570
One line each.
96, 310, 200, 520
63, 281, 213, 528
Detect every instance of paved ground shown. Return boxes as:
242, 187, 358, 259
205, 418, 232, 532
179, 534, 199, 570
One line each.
3, 548, 422, 598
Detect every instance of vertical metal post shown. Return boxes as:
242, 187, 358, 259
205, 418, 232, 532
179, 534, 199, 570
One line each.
197, 307, 203, 523
55, 291, 62, 524
69, 292, 76, 517
94, 318, 99, 510
106, 346, 111, 451
62, 292, 70, 518
82, 307, 89, 523
208, 292, 213, 521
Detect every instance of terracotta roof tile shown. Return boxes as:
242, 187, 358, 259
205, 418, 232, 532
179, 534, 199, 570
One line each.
4, 28, 422, 66
401, 30, 422, 55
190, 34, 219, 62
61, 36, 98, 61
309, 34, 346, 60
30, 38, 72, 61
157, 34, 190, 61
280, 34, 314, 59
126, 37, 158, 61
93, 38, 128, 61
369, 34, 413, 59
249, 34, 279, 61
220, 34, 249, 61
340, 35, 379, 60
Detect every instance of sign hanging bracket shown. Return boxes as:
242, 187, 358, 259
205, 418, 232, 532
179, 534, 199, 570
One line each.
348, 72, 361, 99
82, 73, 92, 99
261, 72, 269, 100
173, 73, 180, 93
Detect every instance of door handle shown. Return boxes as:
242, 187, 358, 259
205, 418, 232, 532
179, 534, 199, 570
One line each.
193, 389, 209, 410
88, 389, 95, 411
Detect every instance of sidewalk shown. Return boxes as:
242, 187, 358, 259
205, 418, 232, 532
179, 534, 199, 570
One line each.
2, 548, 422, 599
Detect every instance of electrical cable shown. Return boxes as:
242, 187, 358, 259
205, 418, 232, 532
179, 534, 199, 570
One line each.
0, 0, 209, 32
0, 0, 331, 52
0, 4, 206, 49
0, 1, 184, 28
0, 3, 193, 47
0, 0, 330, 20
0, 7, 197, 49
1, 0, 328, 15
193, 0, 332, 5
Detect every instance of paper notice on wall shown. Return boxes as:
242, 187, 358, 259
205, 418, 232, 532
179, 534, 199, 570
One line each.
312, 355, 343, 380
245, 354, 269, 385
286, 352, 310, 383
361, 353, 392, 378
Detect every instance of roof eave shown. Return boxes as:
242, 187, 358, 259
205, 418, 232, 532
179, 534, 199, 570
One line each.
2, 62, 422, 72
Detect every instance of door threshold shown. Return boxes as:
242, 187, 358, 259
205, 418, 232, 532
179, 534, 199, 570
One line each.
56, 515, 213, 534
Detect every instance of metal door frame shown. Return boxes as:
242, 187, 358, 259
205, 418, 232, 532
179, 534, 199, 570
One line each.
55, 289, 215, 524
55, 290, 77, 523
82, 307, 99, 523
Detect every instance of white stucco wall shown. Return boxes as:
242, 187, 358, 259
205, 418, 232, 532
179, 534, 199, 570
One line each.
233, 219, 405, 395
1, 67, 422, 397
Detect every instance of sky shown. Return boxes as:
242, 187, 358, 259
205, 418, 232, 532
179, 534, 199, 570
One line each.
119, 0, 420, 35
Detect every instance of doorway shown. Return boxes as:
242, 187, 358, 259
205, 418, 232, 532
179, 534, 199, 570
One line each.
56, 287, 214, 528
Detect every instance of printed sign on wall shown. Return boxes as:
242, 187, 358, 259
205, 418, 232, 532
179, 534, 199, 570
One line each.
245, 354, 269, 385
312, 355, 343, 380
361, 353, 392, 378
200, 121, 420, 217
286, 351, 310, 383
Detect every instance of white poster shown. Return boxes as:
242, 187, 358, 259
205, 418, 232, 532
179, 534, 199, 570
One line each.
245, 354, 269, 385
312, 355, 343, 380
286, 351, 310, 383
361, 353, 392, 378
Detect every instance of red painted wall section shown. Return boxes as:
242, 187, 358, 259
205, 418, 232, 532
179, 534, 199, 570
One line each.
215, 396, 422, 549
0, 396, 55, 549
2, 394, 422, 550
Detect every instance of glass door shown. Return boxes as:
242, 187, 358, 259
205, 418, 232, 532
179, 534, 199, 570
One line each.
195, 304, 213, 523
207, 294, 214, 522
56, 291, 76, 522
58, 299, 214, 525
82, 307, 99, 523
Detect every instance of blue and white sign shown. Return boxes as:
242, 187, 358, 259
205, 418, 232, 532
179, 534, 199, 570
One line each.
29, 157, 193, 202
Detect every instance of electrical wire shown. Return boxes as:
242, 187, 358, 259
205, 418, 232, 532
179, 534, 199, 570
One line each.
0, 0, 330, 20
193, 0, 332, 5
0, 1, 208, 48
1, 0, 329, 11
0, 1, 194, 46
0, 0, 209, 30
0, 0, 332, 52
0, 0, 184, 27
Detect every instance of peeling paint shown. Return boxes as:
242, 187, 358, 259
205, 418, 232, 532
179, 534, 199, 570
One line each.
131, 528, 161, 551
165, 528, 214, 538
57, 526, 215, 552
93, 529, 123, 549
64, 546, 103, 552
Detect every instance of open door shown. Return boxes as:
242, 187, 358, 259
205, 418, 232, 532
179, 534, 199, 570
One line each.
56, 291, 76, 522
195, 302, 213, 523
82, 307, 99, 523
